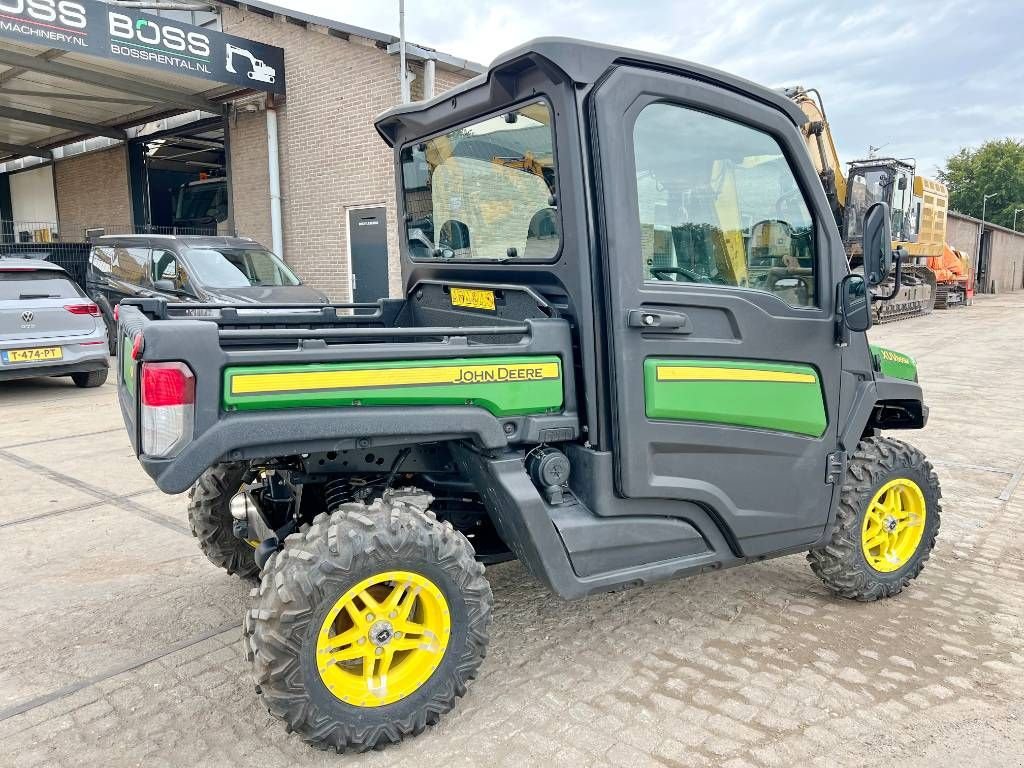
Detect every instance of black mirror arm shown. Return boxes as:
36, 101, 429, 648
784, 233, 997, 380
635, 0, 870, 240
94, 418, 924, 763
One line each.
877, 247, 905, 301
835, 276, 852, 347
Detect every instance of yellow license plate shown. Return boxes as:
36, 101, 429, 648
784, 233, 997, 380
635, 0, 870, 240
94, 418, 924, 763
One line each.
3, 346, 63, 364
450, 287, 496, 311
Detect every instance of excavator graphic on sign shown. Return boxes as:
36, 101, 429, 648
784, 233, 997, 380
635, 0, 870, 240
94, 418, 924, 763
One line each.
225, 43, 276, 84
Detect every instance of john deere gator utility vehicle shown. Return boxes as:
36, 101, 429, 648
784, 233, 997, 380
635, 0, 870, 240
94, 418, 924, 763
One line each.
116, 38, 941, 752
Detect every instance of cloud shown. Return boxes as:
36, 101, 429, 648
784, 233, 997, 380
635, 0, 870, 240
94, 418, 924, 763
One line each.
275, 0, 1023, 176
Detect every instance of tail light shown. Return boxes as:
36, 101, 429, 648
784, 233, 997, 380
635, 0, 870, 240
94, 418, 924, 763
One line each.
65, 303, 102, 317
113, 304, 120, 322
140, 362, 194, 458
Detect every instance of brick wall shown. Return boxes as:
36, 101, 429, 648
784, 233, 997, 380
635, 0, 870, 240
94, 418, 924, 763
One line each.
228, 106, 273, 250
54, 146, 131, 235
220, 8, 472, 301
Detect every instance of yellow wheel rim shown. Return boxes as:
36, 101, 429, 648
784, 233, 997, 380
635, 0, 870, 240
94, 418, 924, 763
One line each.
315, 570, 450, 707
860, 478, 927, 573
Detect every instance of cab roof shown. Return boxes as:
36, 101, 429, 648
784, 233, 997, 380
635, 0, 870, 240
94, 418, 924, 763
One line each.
375, 37, 807, 146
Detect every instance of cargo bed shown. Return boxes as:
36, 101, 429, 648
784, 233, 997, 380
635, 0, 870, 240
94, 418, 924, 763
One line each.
116, 284, 578, 493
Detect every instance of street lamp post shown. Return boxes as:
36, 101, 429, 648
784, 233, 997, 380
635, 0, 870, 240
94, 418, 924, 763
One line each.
978, 192, 998, 294
1014, 207, 1024, 232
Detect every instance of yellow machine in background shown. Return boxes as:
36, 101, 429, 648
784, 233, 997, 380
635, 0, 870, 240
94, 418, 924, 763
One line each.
785, 87, 971, 320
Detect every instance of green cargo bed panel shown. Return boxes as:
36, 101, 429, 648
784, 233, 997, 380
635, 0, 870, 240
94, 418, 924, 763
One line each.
223, 356, 564, 416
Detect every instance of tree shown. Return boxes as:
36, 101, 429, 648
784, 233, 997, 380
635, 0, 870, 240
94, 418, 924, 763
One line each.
938, 138, 1024, 229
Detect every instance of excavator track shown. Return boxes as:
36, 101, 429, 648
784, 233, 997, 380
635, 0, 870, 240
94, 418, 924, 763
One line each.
870, 265, 937, 324
933, 284, 966, 310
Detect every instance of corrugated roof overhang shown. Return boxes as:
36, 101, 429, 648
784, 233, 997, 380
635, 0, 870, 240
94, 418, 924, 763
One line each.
0, 0, 286, 162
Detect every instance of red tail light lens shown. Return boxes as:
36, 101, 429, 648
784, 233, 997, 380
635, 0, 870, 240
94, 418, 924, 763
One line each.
140, 362, 195, 458
131, 333, 144, 361
141, 362, 195, 406
113, 304, 120, 322
65, 302, 102, 317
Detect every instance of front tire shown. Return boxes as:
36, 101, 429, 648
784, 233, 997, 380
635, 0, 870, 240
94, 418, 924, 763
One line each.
244, 490, 492, 752
187, 463, 259, 579
808, 436, 941, 601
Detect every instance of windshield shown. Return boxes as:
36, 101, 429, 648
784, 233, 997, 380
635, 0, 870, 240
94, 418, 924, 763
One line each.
401, 100, 559, 261
184, 248, 300, 288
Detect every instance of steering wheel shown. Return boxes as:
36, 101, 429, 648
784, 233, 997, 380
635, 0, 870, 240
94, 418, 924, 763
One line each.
650, 266, 702, 283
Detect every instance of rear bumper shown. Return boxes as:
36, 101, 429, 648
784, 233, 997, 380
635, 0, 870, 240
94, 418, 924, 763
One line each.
0, 333, 110, 382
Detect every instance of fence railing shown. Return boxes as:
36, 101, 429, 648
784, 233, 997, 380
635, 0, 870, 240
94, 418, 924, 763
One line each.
0, 220, 235, 244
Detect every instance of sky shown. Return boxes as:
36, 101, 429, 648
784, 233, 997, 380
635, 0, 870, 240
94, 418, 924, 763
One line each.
273, 0, 1023, 176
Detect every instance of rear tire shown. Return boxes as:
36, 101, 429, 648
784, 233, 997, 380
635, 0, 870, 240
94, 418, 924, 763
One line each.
71, 368, 108, 388
188, 462, 259, 579
808, 436, 940, 601
244, 490, 492, 752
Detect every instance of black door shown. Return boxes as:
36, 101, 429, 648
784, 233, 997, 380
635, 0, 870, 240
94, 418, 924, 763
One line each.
593, 66, 847, 556
349, 207, 390, 302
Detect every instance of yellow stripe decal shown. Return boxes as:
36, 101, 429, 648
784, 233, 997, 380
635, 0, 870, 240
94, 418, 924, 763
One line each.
655, 366, 817, 384
231, 362, 561, 395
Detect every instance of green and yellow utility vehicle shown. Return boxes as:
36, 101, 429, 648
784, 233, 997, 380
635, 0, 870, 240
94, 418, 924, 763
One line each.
116, 38, 941, 752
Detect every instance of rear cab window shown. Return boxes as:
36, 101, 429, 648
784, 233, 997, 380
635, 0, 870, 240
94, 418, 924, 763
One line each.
400, 99, 560, 262
0, 270, 83, 300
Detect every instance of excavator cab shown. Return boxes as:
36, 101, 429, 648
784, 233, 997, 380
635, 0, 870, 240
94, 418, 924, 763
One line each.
843, 159, 916, 248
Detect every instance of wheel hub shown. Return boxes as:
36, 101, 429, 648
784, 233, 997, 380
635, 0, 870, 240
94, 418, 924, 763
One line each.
368, 620, 395, 647
315, 570, 451, 707
860, 478, 927, 573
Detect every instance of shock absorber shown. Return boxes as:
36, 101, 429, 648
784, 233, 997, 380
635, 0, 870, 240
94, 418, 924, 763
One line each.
323, 477, 353, 511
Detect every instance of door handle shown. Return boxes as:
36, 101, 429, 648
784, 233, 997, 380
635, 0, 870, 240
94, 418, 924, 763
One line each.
626, 309, 693, 333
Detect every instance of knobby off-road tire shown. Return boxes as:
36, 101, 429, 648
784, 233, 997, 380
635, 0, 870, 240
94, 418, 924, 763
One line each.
243, 490, 493, 752
808, 436, 941, 601
71, 368, 108, 388
187, 462, 259, 579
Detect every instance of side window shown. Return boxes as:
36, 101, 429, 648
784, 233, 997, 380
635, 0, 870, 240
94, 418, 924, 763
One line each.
151, 249, 186, 289
633, 103, 817, 307
90, 246, 114, 274
111, 247, 151, 287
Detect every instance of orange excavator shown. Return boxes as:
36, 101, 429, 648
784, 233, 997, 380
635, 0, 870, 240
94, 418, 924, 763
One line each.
785, 86, 972, 319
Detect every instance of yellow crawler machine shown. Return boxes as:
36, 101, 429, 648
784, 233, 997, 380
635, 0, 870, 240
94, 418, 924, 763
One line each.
785, 87, 959, 322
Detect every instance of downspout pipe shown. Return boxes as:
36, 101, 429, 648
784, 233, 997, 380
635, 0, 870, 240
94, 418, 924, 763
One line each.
266, 104, 284, 258
424, 57, 435, 100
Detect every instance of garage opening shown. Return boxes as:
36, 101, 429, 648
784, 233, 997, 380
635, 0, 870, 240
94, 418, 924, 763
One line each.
130, 117, 229, 236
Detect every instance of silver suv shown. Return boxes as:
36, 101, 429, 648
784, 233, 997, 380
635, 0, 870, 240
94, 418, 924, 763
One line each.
0, 259, 109, 387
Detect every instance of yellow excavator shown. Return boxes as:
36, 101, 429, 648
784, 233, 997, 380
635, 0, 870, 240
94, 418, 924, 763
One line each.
785, 86, 971, 321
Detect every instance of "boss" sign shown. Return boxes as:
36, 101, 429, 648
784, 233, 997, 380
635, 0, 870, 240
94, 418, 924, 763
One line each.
0, 0, 87, 28
108, 11, 211, 57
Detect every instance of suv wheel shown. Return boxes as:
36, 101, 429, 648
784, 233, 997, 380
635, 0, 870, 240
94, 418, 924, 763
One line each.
244, 490, 492, 752
188, 463, 260, 579
808, 436, 941, 600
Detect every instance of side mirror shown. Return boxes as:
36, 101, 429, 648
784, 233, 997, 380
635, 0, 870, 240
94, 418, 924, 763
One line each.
861, 202, 894, 285
837, 273, 871, 342
153, 279, 180, 293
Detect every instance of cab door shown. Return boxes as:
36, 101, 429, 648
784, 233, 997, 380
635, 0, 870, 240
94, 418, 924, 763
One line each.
592, 66, 845, 556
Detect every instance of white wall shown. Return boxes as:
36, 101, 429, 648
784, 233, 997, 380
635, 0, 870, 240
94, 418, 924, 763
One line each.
9, 165, 58, 228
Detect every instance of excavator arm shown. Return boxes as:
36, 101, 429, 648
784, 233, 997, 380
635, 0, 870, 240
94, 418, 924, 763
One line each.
784, 86, 846, 226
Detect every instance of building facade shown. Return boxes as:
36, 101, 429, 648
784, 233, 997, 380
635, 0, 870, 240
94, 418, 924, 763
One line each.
947, 211, 1024, 294
0, 0, 481, 301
